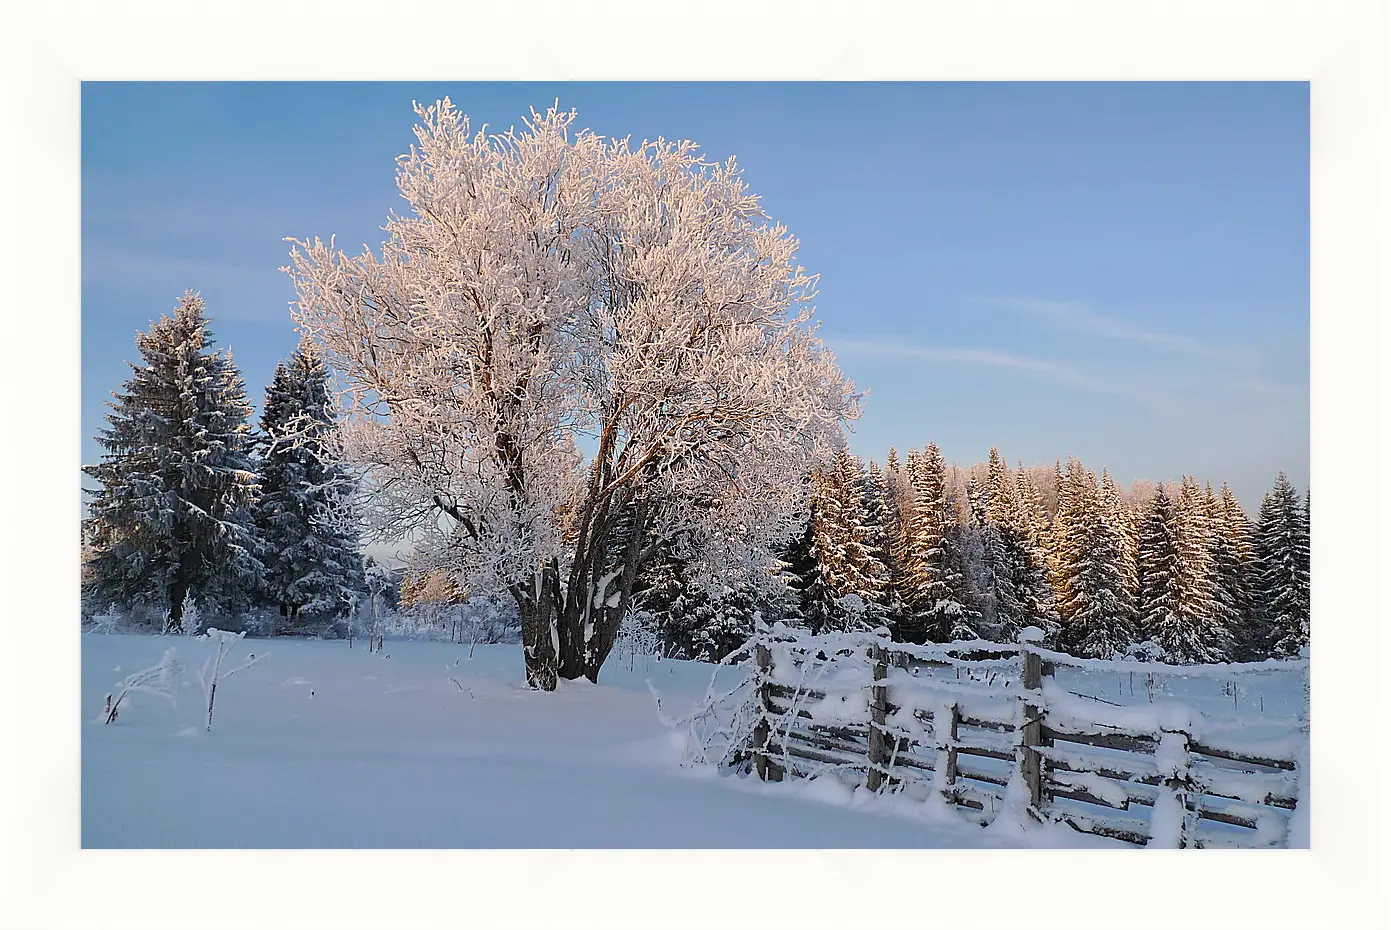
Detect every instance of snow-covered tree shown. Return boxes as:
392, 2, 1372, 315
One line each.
1099, 469, 1139, 619
861, 459, 903, 630
255, 341, 366, 633
1202, 482, 1250, 657
1055, 459, 1136, 658
1044, 459, 1068, 605
1136, 487, 1183, 659
83, 292, 263, 631
688, 583, 760, 662
1211, 483, 1261, 659
1010, 464, 1061, 645
897, 444, 975, 642
787, 449, 887, 634
1168, 475, 1230, 662
632, 540, 700, 657
840, 452, 891, 624
288, 100, 858, 688
787, 467, 842, 634
1256, 473, 1309, 657
967, 447, 1040, 644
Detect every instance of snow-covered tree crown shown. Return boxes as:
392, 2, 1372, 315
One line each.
286, 99, 860, 602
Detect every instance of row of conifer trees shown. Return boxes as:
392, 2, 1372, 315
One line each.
82, 292, 368, 633
637, 445, 1309, 665
84, 295, 1308, 663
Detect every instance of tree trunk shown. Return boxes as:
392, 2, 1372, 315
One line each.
515, 570, 559, 691
369, 594, 378, 653
166, 580, 188, 633
557, 596, 587, 680
582, 497, 649, 683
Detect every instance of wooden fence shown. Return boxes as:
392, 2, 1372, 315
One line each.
744, 632, 1305, 848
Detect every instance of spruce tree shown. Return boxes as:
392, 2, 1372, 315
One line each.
1011, 465, 1062, 644
1045, 459, 1068, 606
790, 449, 890, 634
975, 449, 1045, 644
83, 292, 263, 630
1204, 482, 1249, 658
1099, 469, 1139, 619
1055, 460, 1136, 658
1255, 473, 1310, 657
1168, 476, 1229, 662
904, 444, 976, 642
1214, 483, 1261, 659
689, 580, 759, 662
633, 539, 700, 657
860, 459, 900, 632
1136, 487, 1184, 657
798, 464, 850, 634
837, 450, 889, 621
255, 341, 367, 633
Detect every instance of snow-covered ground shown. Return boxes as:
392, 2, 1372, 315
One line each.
83, 633, 1131, 848
83, 633, 1306, 848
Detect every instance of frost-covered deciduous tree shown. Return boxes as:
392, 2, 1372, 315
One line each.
287, 100, 858, 689
254, 341, 366, 633
83, 292, 264, 631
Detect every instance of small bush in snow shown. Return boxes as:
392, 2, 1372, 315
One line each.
86, 608, 125, 635
178, 594, 203, 636
1122, 640, 1167, 663
104, 648, 183, 724
197, 629, 268, 731
615, 611, 662, 673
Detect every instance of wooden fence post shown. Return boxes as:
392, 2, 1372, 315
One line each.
940, 702, 960, 802
1159, 729, 1195, 848
753, 642, 783, 782
867, 640, 889, 792
1019, 646, 1052, 812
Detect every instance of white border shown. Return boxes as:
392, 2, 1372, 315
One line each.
3, 2, 1385, 928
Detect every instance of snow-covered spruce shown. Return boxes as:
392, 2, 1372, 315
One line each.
83, 292, 264, 631
1255, 473, 1309, 658
1054, 459, 1136, 659
254, 340, 366, 635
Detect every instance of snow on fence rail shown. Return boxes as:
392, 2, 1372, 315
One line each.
735, 626, 1308, 848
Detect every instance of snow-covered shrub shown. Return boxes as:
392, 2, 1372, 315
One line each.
458, 596, 520, 646
651, 643, 762, 772
85, 607, 125, 635
103, 648, 183, 724
391, 595, 520, 645
835, 594, 868, 631
1122, 640, 1167, 663
177, 594, 202, 636
615, 610, 662, 673
197, 629, 268, 731
237, 609, 277, 639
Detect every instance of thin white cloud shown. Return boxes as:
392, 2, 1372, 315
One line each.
980, 297, 1255, 365
832, 338, 1168, 411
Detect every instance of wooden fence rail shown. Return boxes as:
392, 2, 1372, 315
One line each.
745, 631, 1304, 848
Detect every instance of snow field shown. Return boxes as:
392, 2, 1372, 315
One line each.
84, 634, 1121, 848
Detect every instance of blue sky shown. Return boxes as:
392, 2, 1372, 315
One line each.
82, 82, 1308, 513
